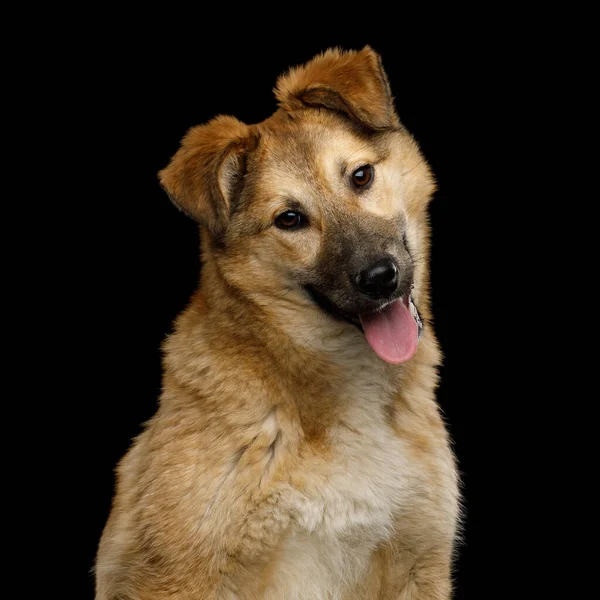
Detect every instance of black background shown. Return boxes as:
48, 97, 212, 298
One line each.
63, 25, 525, 600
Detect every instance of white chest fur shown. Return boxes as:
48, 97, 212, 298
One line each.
265, 411, 413, 599
289, 408, 409, 542
299, 340, 414, 532
265, 362, 418, 598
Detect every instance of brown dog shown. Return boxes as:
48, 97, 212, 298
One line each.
96, 47, 460, 599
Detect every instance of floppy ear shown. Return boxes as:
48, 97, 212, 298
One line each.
274, 46, 399, 131
159, 115, 255, 237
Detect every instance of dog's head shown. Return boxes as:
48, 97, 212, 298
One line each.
160, 47, 435, 364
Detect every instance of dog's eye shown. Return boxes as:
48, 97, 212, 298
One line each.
275, 211, 304, 230
352, 165, 374, 188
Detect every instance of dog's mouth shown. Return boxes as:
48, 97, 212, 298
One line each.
305, 285, 423, 364
305, 285, 363, 329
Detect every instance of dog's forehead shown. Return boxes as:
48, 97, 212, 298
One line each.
255, 113, 381, 183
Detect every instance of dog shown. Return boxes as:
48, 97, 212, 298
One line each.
96, 46, 460, 599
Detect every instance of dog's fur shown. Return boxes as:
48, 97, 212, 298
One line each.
96, 47, 460, 599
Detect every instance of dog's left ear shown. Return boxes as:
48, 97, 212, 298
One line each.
159, 116, 256, 237
274, 46, 399, 131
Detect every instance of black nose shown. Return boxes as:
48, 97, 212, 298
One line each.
355, 256, 399, 299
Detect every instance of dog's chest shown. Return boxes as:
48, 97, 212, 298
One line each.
259, 352, 449, 597
266, 400, 416, 598
281, 370, 415, 542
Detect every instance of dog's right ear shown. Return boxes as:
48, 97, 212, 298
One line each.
159, 116, 256, 237
274, 46, 399, 131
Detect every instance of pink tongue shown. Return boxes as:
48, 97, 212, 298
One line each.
359, 299, 418, 364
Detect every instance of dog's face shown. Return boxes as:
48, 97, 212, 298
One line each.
160, 47, 435, 363
226, 114, 426, 317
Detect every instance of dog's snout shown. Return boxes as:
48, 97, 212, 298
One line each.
355, 256, 399, 299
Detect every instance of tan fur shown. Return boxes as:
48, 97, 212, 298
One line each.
96, 47, 460, 599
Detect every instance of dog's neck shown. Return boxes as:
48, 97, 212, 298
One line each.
161, 246, 443, 446
163, 248, 418, 422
